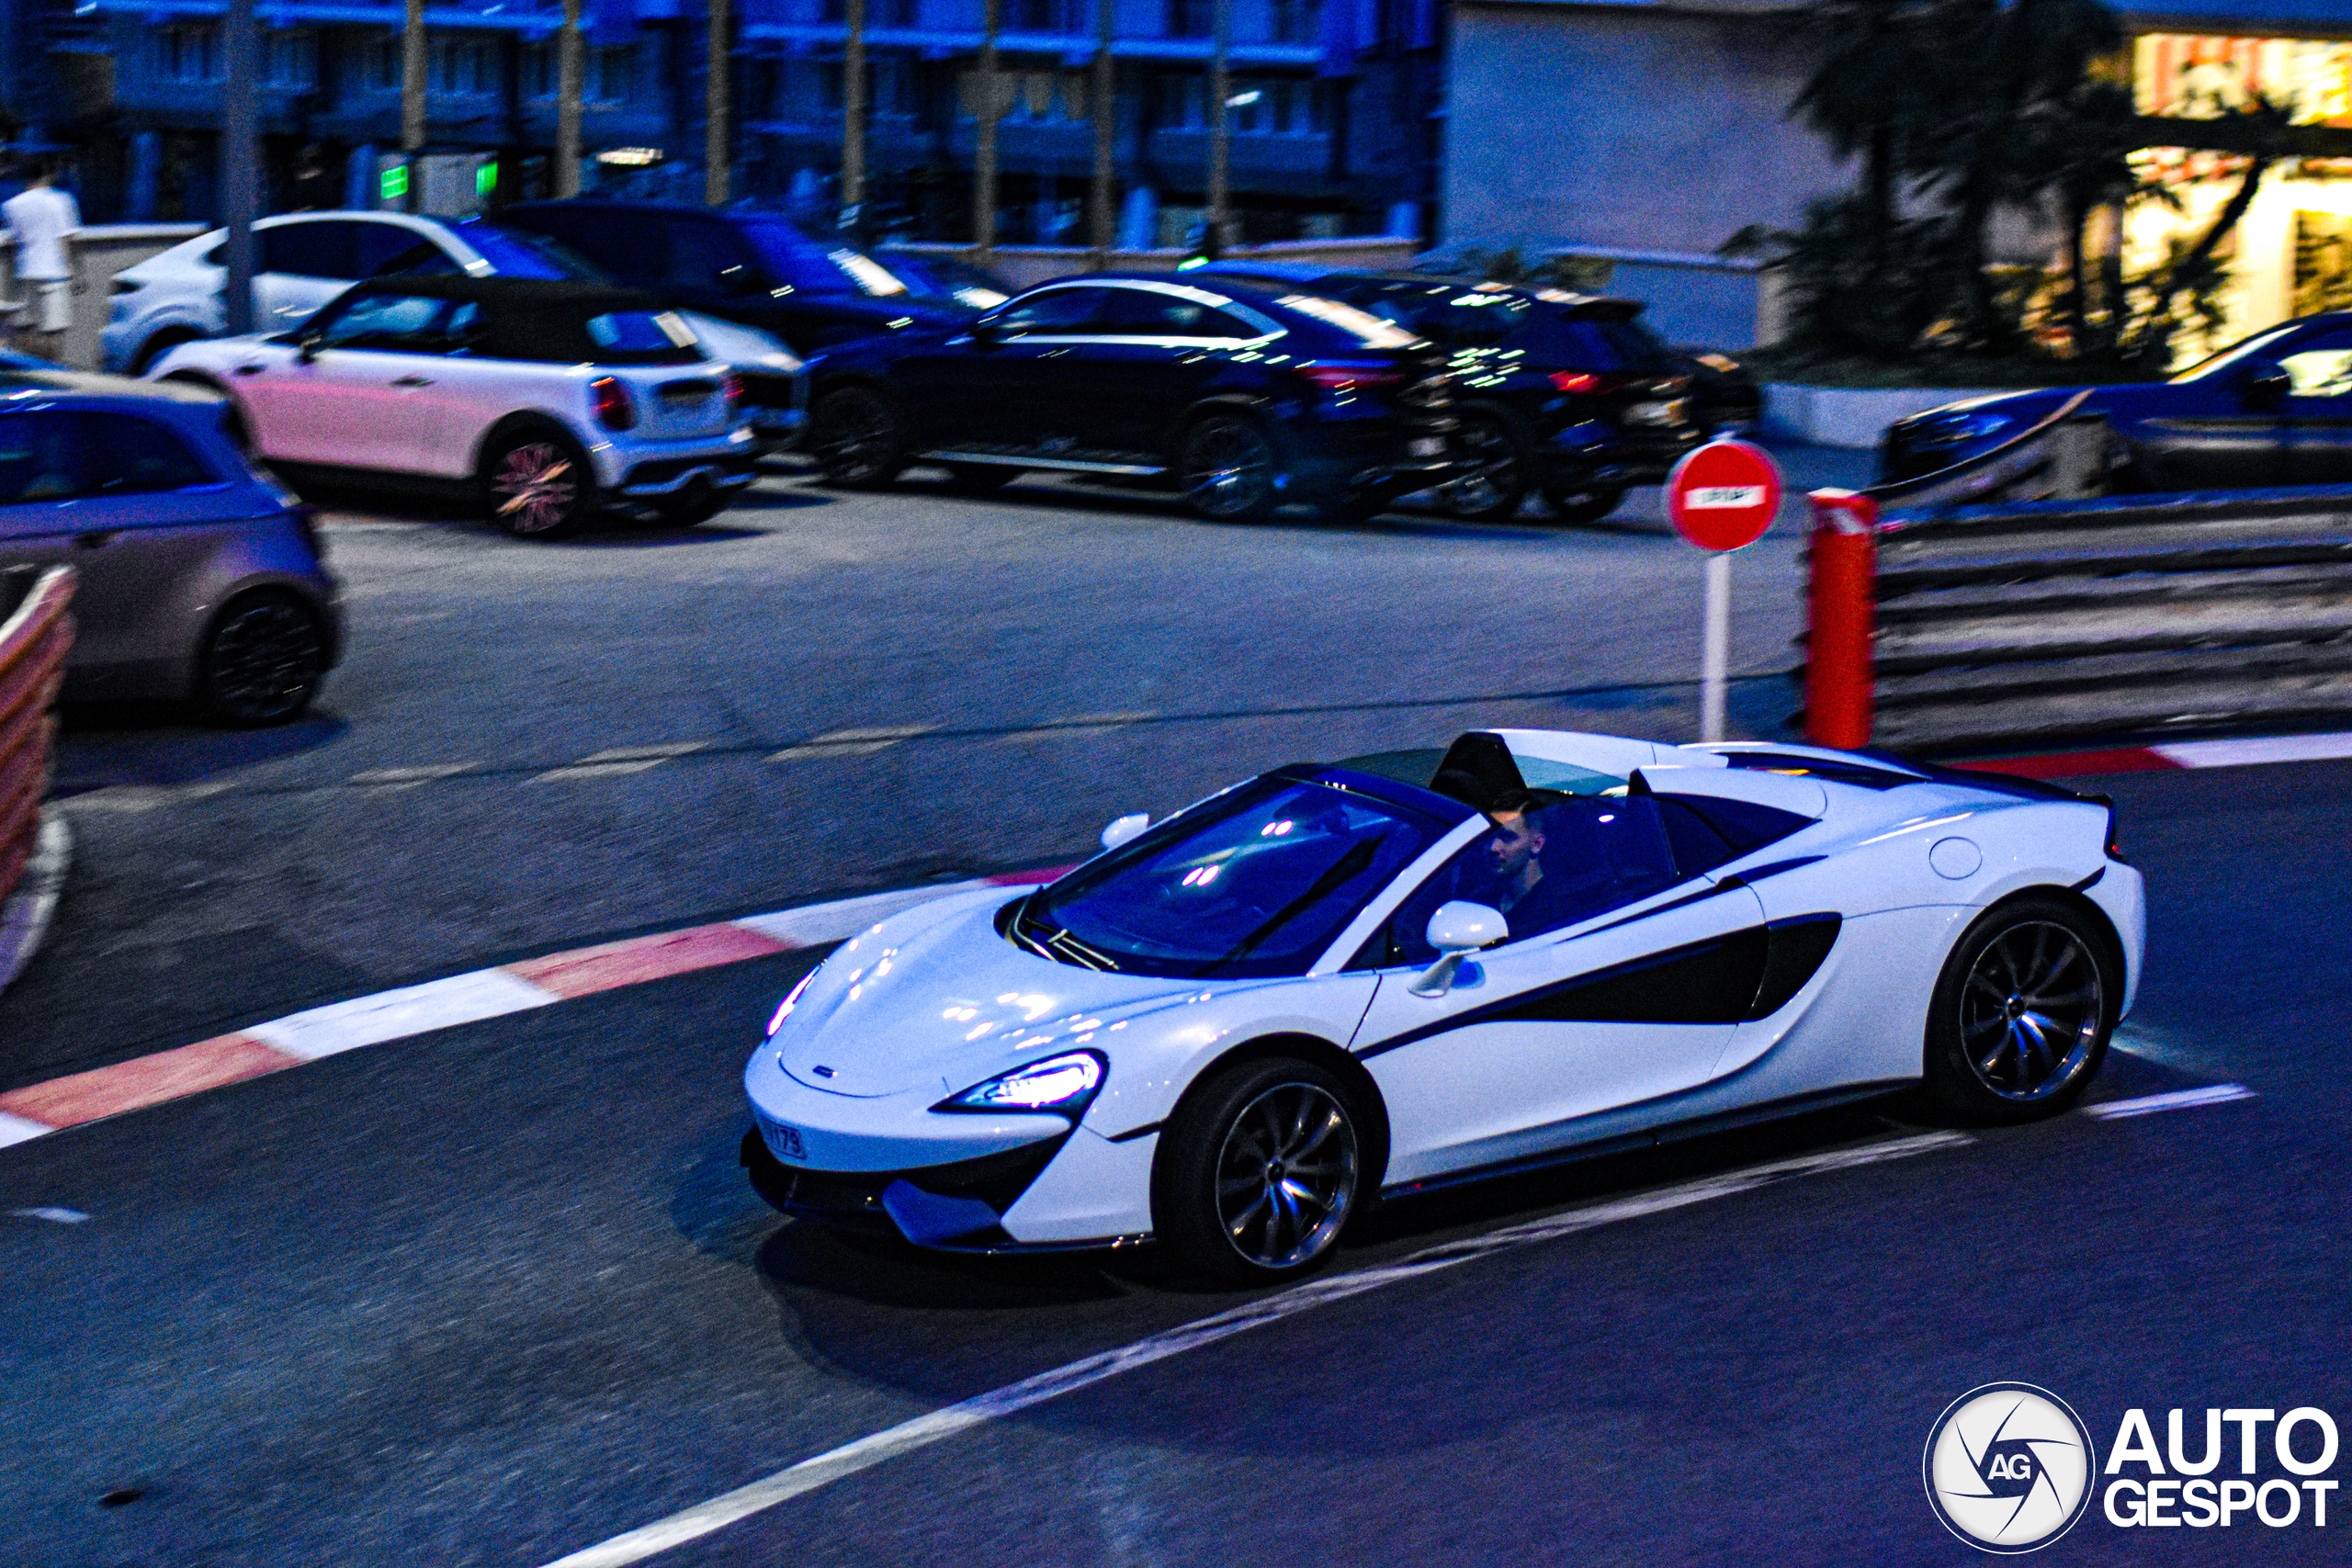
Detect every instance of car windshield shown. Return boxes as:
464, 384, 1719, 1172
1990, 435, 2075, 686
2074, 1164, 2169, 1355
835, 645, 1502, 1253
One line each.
1016, 775, 1453, 978
458, 222, 603, 281
737, 220, 917, 298
2169, 321, 2306, 383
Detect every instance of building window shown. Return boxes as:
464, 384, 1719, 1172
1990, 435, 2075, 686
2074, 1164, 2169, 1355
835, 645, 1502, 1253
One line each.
429, 35, 500, 96
1005, 0, 1082, 33
525, 42, 638, 105
357, 34, 399, 91
961, 68, 1088, 122
156, 24, 220, 85
261, 29, 318, 91
821, 0, 917, 25
1160, 73, 1325, 134
1164, 0, 1212, 40
1270, 0, 1321, 45
2135, 33, 2352, 126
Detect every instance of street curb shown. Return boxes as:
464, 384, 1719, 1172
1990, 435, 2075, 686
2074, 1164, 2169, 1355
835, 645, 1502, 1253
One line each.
6, 724, 2350, 1154
0, 811, 70, 998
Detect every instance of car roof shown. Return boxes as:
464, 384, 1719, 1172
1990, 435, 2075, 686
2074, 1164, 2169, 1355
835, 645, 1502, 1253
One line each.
0, 366, 222, 406
342, 273, 665, 314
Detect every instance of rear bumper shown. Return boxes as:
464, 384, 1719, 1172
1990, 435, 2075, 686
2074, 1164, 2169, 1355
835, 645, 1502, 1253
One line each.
616, 456, 757, 499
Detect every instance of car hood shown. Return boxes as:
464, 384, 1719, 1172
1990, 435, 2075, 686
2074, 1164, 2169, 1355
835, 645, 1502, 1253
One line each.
774, 892, 1202, 1100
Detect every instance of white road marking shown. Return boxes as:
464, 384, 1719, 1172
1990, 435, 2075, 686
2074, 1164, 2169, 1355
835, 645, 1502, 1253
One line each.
0, 1112, 51, 1149
2084, 1083, 2255, 1120
2154, 732, 2352, 769
245, 969, 560, 1059
530, 743, 710, 784
57, 782, 237, 813
535, 1131, 1973, 1568
10, 1206, 89, 1224
768, 725, 936, 761
350, 763, 479, 789
999, 711, 1159, 743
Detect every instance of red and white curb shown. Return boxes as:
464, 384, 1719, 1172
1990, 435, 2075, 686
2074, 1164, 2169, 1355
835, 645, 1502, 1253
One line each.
10, 727, 2338, 1155
0, 867, 1069, 1152
1968, 729, 2352, 780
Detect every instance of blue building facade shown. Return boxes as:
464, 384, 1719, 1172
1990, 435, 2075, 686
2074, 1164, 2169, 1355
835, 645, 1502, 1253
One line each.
3, 0, 1442, 241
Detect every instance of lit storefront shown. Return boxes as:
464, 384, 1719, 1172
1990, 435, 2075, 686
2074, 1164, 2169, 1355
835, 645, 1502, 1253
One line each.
2131, 30, 2352, 356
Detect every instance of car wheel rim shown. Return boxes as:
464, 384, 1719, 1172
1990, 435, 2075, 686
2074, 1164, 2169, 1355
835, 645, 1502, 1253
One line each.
818, 394, 894, 477
492, 443, 578, 533
1183, 423, 1273, 517
209, 599, 322, 722
1442, 422, 1517, 513
1960, 920, 2103, 1101
1216, 1082, 1357, 1269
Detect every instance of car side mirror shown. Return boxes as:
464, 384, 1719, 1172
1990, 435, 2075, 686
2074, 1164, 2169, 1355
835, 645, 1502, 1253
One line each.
295, 334, 322, 364
967, 320, 1006, 347
1101, 812, 1151, 852
1408, 900, 1509, 997
2244, 365, 2290, 408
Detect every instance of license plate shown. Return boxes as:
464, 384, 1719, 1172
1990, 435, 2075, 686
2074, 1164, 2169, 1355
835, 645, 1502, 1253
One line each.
758, 1114, 807, 1162
661, 387, 710, 410
1630, 400, 1688, 426
1409, 436, 1445, 457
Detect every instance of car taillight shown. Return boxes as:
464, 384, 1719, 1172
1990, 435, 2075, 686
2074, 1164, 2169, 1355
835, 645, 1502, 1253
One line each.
723, 373, 745, 408
591, 376, 636, 431
1548, 371, 1625, 394
1297, 363, 1404, 392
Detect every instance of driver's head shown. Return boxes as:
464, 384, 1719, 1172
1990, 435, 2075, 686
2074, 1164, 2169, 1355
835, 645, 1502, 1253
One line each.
1485, 791, 1545, 881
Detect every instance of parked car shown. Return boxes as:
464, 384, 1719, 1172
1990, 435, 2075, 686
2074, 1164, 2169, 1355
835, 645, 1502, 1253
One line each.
741, 728, 2140, 1280
874, 249, 1016, 310
1881, 312, 2352, 489
800, 272, 1464, 523
0, 368, 339, 724
150, 276, 757, 538
104, 210, 808, 453
495, 200, 981, 355
1671, 346, 1765, 437
1194, 263, 1702, 522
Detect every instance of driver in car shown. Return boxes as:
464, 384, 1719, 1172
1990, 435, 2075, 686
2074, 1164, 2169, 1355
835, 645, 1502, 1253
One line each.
1464, 790, 1579, 938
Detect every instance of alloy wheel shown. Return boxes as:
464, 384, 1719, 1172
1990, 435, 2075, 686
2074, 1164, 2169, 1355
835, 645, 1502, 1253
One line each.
1435, 415, 1526, 519
814, 390, 901, 484
1182, 420, 1276, 521
1215, 1082, 1359, 1269
203, 594, 325, 726
1959, 919, 2104, 1102
492, 442, 579, 536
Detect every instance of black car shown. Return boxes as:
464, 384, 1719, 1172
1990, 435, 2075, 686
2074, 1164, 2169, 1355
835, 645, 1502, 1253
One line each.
1882, 312, 2352, 489
1197, 265, 1702, 522
494, 201, 979, 356
801, 273, 1462, 524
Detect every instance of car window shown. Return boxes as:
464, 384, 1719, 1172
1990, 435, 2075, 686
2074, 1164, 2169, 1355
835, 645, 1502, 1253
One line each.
669, 220, 759, 292
1091, 288, 1261, 339
1271, 293, 1421, 348
737, 220, 916, 297
0, 411, 88, 507
1358, 796, 1684, 968
991, 288, 1109, 335
584, 310, 698, 361
88, 412, 214, 495
2275, 331, 2352, 397
311, 290, 449, 351
1019, 775, 1453, 979
260, 221, 361, 281
525, 211, 662, 288
351, 222, 429, 276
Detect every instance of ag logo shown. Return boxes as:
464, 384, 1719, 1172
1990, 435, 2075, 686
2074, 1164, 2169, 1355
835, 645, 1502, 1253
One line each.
1924, 1383, 2097, 1552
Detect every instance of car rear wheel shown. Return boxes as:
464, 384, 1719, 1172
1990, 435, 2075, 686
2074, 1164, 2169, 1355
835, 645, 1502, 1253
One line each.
195, 589, 328, 728
1541, 476, 1627, 525
1923, 896, 2116, 1123
1435, 410, 1531, 521
1179, 415, 1281, 523
1154, 1056, 1364, 1284
484, 429, 596, 540
810, 386, 908, 489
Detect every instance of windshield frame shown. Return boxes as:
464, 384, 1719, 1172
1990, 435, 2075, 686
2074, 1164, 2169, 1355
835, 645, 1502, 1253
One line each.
2168, 321, 2309, 384
1014, 767, 1471, 980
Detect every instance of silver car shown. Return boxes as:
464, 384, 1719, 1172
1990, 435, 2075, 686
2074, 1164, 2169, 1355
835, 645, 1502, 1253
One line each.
0, 369, 340, 726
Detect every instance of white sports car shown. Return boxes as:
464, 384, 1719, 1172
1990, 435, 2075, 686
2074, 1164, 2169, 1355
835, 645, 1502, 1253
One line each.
742, 729, 2144, 1281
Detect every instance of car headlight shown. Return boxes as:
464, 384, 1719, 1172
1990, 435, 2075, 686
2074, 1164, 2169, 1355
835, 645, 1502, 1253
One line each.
764, 969, 818, 1038
936, 1050, 1105, 1116
1694, 352, 1740, 374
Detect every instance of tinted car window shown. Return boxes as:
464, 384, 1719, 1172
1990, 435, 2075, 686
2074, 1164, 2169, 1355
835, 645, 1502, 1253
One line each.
525, 210, 662, 288
1270, 293, 1421, 348
670, 220, 759, 292
583, 310, 698, 362
352, 222, 429, 276
2275, 330, 2352, 397
311, 290, 449, 350
1091, 288, 1261, 338
1019, 775, 1450, 979
993, 288, 1108, 334
0, 412, 87, 506
1359, 796, 1683, 967
90, 412, 214, 495
737, 220, 915, 297
261, 221, 360, 280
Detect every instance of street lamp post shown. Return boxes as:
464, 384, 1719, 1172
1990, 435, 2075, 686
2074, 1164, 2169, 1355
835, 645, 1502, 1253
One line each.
1090, 0, 1114, 265
842, 0, 867, 232
557, 0, 583, 197
1207, 0, 1229, 257
707, 0, 731, 205
401, 0, 425, 213
973, 0, 1001, 259
220, 0, 257, 333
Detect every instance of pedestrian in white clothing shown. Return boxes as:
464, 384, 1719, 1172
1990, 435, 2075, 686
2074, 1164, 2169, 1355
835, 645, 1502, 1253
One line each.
4, 163, 82, 362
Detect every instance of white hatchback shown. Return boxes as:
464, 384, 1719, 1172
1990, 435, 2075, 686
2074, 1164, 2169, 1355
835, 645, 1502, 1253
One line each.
151, 275, 756, 536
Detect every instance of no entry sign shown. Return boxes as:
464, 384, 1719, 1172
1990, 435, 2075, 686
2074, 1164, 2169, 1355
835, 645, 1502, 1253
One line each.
1667, 439, 1783, 552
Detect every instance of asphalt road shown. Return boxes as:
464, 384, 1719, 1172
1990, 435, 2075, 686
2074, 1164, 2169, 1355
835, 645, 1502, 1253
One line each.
4, 450, 1867, 1090
3, 757, 2346, 1566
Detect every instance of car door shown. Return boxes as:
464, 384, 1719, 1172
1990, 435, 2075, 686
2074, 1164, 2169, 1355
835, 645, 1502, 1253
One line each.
0, 410, 83, 589
2268, 329, 2352, 483
2132, 373, 2287, 489
1075, 285, 1272, 457
891, 286, 1110, 451
1347, 795, 1769, 1185
257, 288, 454, 471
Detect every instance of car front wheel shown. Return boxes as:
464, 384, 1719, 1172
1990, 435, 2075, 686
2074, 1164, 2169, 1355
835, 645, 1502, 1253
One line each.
485, 430, 596, 539
809, 386, 908, 489
1923, 896, 2117, 1123
1541, 476, 1627, 525
195, 589, 328, 727
1178, 415, 1281, 523
1154, 1056, 1364, 1283
1435, 409, 1532, 520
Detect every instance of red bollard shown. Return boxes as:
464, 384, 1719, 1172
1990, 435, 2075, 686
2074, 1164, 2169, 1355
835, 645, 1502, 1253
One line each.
1805, 488, 1879, 750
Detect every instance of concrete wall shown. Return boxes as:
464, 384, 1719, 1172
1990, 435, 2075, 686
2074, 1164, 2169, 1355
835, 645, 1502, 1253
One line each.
0, 224, 206, 370
1443, 4, 1849, 259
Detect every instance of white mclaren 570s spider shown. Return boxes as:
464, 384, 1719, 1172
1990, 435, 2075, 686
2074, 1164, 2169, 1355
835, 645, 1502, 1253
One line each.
742, 728, 2143, 1282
